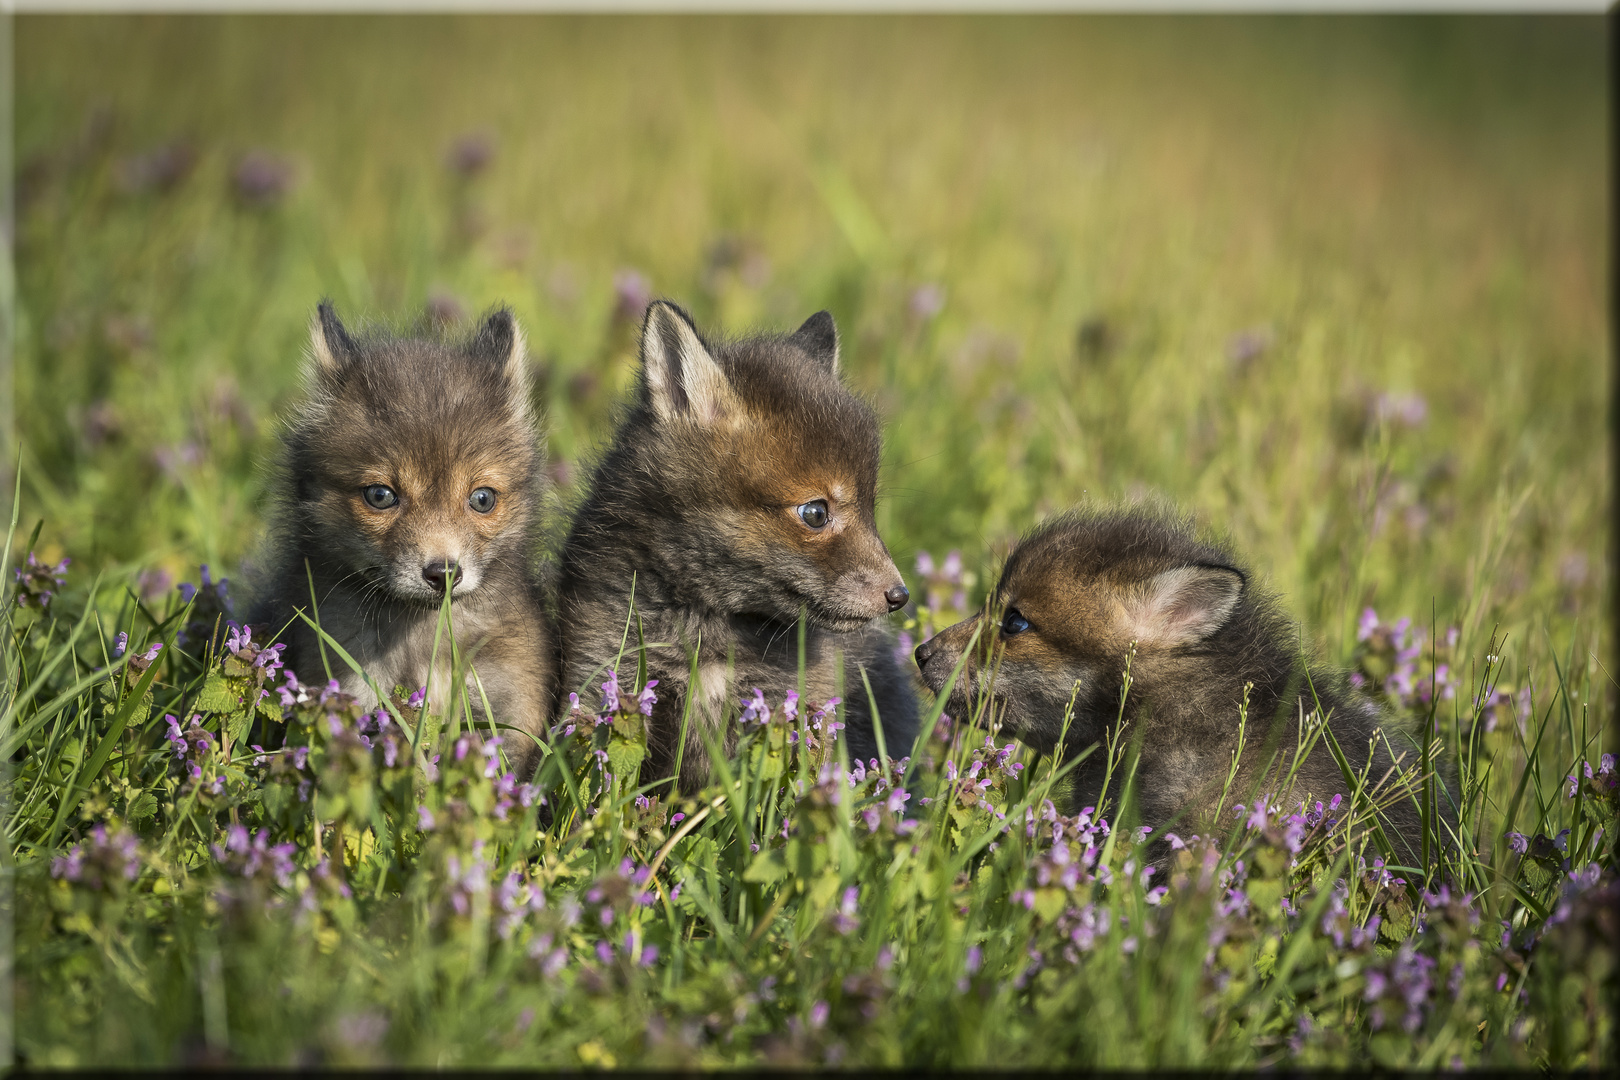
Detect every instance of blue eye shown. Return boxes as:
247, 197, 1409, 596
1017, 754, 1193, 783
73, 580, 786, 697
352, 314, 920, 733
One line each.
469, 487, 497, 514
1001, 608, 1031, 636
362, 484, 399, 510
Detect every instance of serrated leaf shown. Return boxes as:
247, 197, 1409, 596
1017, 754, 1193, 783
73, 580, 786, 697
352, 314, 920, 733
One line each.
606, 737, 646, 777
226, 710, 253, 747
127, 792, 158, 822
195, 671, 242, 713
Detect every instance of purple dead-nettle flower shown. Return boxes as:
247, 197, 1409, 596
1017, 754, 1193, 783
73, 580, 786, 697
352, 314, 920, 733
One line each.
908, 282, 946, 323
52, 823, 141, 888
291, 745, 310, 770
594, 940, 614, 965
232, 150, 294, 207
112, 632, 129, 659
740, 688, 770, 725
417, 805, 436, 832
212, 825, 298, 888
1283, 815, 1308, 854
13, 551, 71, 608
1065, 903, 1111, 953
636, 679, 659, 716
1134, 825, 1152, 844
1357, 608, 1381, 642
1246, 795, 1272, 832
1506, 832, 1529, 854
599, 669, 622, 714
612, 269, 653, 322
781, 690, 800, 723
482, 739, 502, 778
277, 669, 308, 709
1553, 829, 1570, 854
894, 630, 915, 668
831, 887, 860, 935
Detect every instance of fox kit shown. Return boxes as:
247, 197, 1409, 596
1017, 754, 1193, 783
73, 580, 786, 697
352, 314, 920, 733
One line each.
248, 302, 555, 772
915, 508, 1440, 864
557, 300, 919, 793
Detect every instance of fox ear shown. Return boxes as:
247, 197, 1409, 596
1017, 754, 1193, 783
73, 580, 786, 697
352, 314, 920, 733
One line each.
640, 300, 739, 425
472, 307, 527, 386
1119, 564, 1243, 649
791, 310, 839, 373
311, 300, 359, 376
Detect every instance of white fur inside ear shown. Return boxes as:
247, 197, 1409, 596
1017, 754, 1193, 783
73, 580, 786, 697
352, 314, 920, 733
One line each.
642, 303, 738, 426
309, 311, 343, 376
1124, 565, 1243, 648
501, 319, 528, 385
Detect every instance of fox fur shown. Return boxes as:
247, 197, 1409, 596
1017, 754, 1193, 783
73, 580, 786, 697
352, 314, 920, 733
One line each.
557, 300, 919, 793
247, 302, 555, 773
915, 506, 1446, 865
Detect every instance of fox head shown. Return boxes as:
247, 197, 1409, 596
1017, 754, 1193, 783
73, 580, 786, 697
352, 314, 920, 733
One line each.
286, 302, 540, 605
612, 300, 908, 629
914, 509, 1249, 755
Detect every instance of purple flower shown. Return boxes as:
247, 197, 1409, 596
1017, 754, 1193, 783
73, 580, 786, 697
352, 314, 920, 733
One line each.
417, 806, 436, 832
445, 131, 496, 177
613, 269, 652, 322
637, 679, 659, 716
808, 1001, 829, 1030
830, 887, 860, 935
600, 670, 621, 714
232, 150, 294, 207
1506, 832, 1529, 854
908, 283, 946, 322
740, 687, 770, 725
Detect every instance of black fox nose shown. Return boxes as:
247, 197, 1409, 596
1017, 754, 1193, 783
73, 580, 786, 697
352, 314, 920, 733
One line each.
885, 584, 909, 612
422, 560, 463, 592
914, 635, 936, 669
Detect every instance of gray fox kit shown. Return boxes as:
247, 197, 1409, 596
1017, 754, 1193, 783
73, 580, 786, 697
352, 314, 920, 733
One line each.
557, 300, 919, 793
248, 302, 555, 772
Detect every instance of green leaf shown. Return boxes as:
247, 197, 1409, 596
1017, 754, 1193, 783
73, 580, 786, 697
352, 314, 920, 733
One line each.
743, 848, 790, 885
196, 670, 242, 713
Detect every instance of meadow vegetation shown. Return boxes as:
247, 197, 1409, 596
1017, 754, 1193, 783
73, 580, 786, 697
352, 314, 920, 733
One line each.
5, 14, 1613, 1067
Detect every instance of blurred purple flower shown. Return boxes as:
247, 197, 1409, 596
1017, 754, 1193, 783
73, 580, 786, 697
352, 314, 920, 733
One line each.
908, 283, 946, 322
613, 269, 652, 323
232, 150, 295, 207
445, 131, 496, 177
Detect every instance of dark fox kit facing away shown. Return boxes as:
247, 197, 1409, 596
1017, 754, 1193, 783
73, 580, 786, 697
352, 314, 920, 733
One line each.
558, 301, 919, 793
248, 303, 554, 772
916, 508, 1442, 863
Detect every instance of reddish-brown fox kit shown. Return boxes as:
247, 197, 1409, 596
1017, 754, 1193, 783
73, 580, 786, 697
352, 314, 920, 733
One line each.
248, 303, 555, 772
557, 301, 919, 793
916, 507, 1443, 863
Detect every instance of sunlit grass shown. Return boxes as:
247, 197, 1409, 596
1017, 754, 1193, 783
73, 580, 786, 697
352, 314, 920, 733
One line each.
6, 12, 1612, 1068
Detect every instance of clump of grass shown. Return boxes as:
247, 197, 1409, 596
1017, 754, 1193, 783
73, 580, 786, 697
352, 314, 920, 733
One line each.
3, 533, 1612, 1068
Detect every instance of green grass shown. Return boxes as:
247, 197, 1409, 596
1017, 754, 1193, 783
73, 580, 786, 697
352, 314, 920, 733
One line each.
6, 12, 1613, 1068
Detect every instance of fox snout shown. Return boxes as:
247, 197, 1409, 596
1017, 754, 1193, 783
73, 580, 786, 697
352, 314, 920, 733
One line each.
818, 533, 910, 626
913, 615, 982, 696
420, 558, 465, 594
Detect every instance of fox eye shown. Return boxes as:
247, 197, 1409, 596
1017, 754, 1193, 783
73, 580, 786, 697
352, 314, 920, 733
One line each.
469, 487, 497, 514
797, 500, 829, 530
362, 484, 398, 510
1001, 608, 1031, 636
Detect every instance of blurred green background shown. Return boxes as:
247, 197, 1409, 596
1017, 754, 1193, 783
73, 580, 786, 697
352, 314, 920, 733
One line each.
12, 14, 1609, 667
